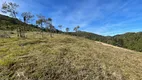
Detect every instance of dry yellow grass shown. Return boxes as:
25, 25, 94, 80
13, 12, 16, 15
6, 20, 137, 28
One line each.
0, 32, 142, 80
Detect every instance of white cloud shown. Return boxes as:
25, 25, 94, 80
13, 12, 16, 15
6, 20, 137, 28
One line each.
91, 16, 142, 36
50, 0, 104, 31
49, 0, 135, 32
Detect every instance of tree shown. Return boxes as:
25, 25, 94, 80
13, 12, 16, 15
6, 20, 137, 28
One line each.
46, 18, 55, 37
73, 27, 77, 32
21, 12, 34, 24
58, 25, 62, 31
47, 18, 52, 25
1, 2, 21, 38
77, 26, 80, 29
36, 14, 46, 38
74, 26, 80, 32
36, 14, 46, 28
20, 12, 34, 38
1, 2, 19, 18
66, 27, 69, 32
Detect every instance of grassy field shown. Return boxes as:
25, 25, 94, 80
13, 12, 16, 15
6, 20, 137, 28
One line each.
0, 32, 142, 80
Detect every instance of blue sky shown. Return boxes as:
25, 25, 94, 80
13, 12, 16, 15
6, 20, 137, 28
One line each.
0, 0, 142, 36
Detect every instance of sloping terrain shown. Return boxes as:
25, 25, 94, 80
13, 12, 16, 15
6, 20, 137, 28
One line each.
66, 31, 142, 52
0, 14, 41, 31
66, 31, 107, 42
112, 32, 142, 52
0, 32, 142, 80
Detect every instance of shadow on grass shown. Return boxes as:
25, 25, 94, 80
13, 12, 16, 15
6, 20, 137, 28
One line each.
19, 40, 48, 46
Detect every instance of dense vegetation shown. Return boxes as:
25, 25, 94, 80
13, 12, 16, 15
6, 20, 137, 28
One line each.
111, 32, 142, 52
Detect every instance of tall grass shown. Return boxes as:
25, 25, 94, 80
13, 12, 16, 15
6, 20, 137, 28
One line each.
0, 32, 142, 80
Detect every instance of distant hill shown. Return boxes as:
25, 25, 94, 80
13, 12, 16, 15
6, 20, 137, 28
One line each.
66, 31, 142, 52
0, 14, 41, 31
66, 31, 107, 42
111, 32, 142, 52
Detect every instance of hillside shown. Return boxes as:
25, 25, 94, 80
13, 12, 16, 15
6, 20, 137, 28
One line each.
66, 31, 108, 42
66, 31, 142, 52
0, 14, 41, 31
0, 32, 142, 80
112, 32, 142, 52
